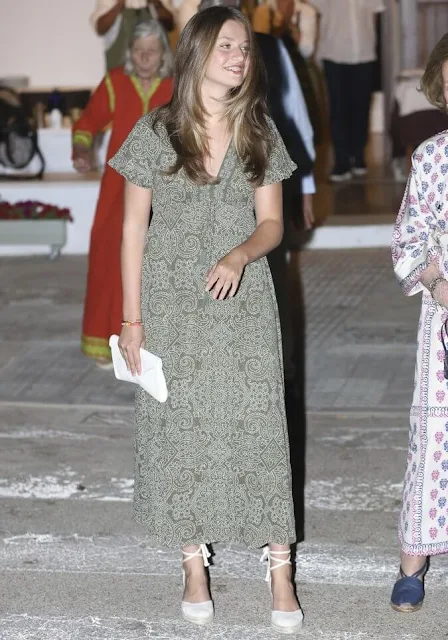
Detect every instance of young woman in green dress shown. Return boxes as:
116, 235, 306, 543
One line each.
109, 6, 303, 633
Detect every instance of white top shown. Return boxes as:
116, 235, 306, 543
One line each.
278, 40, 316, 194
90, 0, 148, 28
311, 0, 384, 64
90, 0, 155, 51
294, 1, 318, 58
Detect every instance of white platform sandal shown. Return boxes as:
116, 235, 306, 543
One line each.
261, 546, 304, 634
181, 544, 214, 626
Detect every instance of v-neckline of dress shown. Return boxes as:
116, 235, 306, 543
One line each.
208, 137, 233, 181
130, 75, 162, 114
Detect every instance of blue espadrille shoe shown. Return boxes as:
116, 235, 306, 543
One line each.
390, 560, 428, 612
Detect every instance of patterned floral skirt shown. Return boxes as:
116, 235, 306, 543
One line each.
132, 253, 296, 549
399, 293, 448, 555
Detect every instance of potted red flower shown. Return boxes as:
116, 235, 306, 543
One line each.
0, 200, 73, 259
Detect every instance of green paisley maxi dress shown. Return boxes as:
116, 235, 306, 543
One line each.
109, 112, 297, 548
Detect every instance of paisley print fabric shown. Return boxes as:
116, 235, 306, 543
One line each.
392, 130, 448, 555
109, 113, 297, 548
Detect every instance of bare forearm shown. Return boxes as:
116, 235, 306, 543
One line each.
121, 222, 147, 319
96, 1, 124, 35
418, 260, 448, 306
419, 262, 442, 289
236, 220, 283, 266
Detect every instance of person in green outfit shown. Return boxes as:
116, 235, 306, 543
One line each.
91, 0, 174, 70
109, 6, 304, 634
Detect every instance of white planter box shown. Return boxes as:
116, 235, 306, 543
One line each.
0, 219, 68, 259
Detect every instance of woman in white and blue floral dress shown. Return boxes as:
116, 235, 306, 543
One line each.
391, 33, 448, 613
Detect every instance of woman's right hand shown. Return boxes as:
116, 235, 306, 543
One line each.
73, 147, 92, 173
118, 325, 145, 376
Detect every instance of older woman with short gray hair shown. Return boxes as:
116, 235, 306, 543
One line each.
72, 20, 173, 366
124, 19, 173, 77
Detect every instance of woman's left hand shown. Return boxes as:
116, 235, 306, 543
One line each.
73, 146, 92, 173
206, 249, 246, 300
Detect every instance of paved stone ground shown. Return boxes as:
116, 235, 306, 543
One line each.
2, 249, 447, 640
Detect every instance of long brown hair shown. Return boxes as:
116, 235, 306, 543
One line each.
420, 33, 448, 112
153, 6, 271, 186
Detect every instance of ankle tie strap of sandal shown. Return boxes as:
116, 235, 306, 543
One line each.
260, 546, 292, 582
182, 544, 211, 568
399, 560, 428, 580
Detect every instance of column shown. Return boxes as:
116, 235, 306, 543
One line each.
400, 0, 419, 69
381, 0, 401, 160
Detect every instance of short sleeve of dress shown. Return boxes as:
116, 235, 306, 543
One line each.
108, 115, 158, 189
262, 119, 298, 187
392, 139, 442, 296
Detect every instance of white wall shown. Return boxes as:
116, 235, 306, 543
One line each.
0, 0, 104, 88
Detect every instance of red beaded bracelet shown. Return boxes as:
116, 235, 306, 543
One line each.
121, 320, 143, 327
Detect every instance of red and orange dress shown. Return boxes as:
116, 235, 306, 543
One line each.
73, 67, 173, 361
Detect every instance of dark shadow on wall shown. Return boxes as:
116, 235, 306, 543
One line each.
287, 249, 307, 546
267, 196, 307, 546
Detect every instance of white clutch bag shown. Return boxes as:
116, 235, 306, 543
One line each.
109, 335, 168, 403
